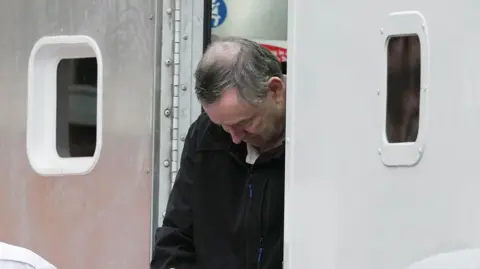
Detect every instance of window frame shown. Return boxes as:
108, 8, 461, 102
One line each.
379, 11, 430, 167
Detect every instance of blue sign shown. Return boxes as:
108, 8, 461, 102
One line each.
211, 0, 227, 28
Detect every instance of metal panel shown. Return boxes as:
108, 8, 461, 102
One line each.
150, 0, 165, 254
190, 0, 206, 120
0, 1, 155, 268
178, 0, 206, 167
153, 0, 205, 228
155, 0, 175, 229
285, 0, 480, 268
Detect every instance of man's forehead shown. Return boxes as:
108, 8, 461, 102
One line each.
209, 114, 252, 126
203, 88, 254, 125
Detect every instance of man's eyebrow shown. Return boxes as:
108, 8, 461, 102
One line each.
223, 116, 251, 126
233, 116, 253, 125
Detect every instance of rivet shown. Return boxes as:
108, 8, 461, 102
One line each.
418, 148, 423, 154
165, 59, 172, 66
162, 212, 166, 217
166, 8, 173, 14
163, 160, 170, 167
149, 14, 154, 20
180, 135, 186, 141
164, 109, 171, 117
181, 85, 187, 91
146, 168, 151, 174
183, 35, 188, 40
377, 89, 380, 95
380, 28, 384, 35
378, 148, 382, 155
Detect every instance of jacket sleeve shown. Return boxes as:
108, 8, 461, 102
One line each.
150, 124, 198, 269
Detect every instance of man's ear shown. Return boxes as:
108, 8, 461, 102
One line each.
267, 77, 285, 104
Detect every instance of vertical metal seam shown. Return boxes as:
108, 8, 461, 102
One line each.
155, 0, 175, 238
170, 0, 181, 189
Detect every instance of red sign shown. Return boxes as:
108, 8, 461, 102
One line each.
260, 44, 287, 62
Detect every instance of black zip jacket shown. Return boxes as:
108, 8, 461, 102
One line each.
151, 113, 285, 269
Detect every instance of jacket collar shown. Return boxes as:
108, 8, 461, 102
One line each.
197, 120, 285, 165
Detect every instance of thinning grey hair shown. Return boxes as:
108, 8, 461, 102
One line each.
194, 36, 283, 105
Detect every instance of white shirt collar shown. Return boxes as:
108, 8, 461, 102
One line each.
245, 143, 260, 164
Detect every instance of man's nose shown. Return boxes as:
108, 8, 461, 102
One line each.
230, 132, 245, 144
225, 126, 245, 144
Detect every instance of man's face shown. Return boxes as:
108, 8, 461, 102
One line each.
203, 77, 286, 150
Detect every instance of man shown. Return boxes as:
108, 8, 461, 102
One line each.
150, 36, 286, 269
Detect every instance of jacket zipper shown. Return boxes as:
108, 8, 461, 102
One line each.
246, 169, 254, 269
257, 237, 264, 269
226, 149, 269, 269
257, 178, 269, 269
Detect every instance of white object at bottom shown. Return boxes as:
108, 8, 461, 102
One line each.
0, 242, 56, 269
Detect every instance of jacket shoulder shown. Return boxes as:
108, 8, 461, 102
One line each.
185, 112, 227, 152
188, 112, 211, 135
